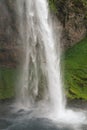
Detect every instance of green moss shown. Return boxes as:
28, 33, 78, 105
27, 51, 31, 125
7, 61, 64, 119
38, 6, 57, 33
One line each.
63, 37, 87, 100
0, 68, 16, 99
49, 0, 58, 13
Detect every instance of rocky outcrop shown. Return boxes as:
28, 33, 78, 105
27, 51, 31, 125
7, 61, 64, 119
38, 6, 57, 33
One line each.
61, 12, 87, 49
50, 0, 87, 49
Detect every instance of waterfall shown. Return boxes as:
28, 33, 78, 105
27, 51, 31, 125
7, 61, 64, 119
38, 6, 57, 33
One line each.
15, 0, 86, 124
16, 0, 65, 112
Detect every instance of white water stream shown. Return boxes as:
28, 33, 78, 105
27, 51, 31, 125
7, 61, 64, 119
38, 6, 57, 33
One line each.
15, 0, 86, 125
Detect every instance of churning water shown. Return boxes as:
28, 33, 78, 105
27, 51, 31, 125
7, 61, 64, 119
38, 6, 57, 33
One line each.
15, 0, 86, 125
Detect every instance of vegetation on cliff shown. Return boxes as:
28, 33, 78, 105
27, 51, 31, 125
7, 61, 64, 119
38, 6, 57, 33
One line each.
0, 68, 16, 99
64, 37, 87, 99
0, 37, 87, 100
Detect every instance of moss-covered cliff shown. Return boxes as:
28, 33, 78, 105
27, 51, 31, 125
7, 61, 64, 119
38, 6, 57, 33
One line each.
0, 0, 87, 100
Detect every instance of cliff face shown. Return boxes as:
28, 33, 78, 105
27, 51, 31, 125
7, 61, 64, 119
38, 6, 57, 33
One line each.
0, 0, 87, 100
0, 0, 87, 67
49, 0, 87, 49
62, 12, 86, 49
0, 0, 21, 67
0, 0, 17, 48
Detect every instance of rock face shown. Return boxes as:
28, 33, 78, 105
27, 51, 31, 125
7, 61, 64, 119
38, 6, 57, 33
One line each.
0, 0, 87, 67
0, 0, 21, 67
0, 0, 17, 48
49, 0, 87, 50
61, 12, 87, 49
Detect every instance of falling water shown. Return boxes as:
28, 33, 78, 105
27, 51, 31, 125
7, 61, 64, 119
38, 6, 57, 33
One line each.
16, 0, 65, 112
35, 0, 65, 112
15, 0, 86, 124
